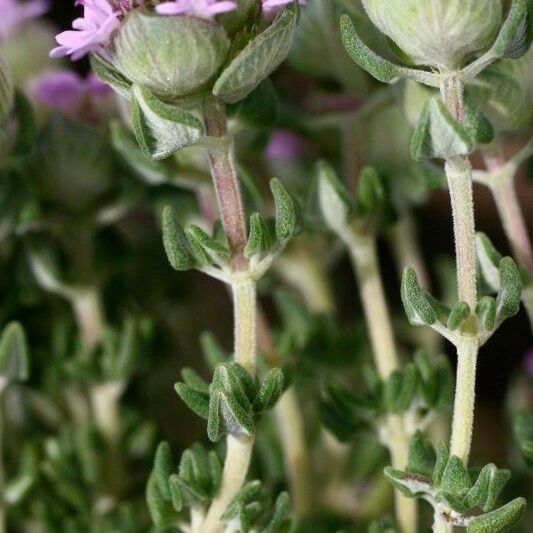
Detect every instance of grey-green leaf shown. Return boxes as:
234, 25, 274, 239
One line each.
213, 4, 299, 103
162, 206, 197, 272
0, 322, 29, 382
131, 84, 203, 160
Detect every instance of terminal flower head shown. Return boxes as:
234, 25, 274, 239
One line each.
155, 0, 237, 19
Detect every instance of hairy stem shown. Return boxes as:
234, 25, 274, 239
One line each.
433, 508, 453, 533
343, 229, 417, 533
203, 101, 248, 271
449, 336, 478, 463
201, 102, 257, 532
441, 78, 479, 467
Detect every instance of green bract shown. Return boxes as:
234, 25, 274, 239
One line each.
112, 11, 231, 100
0, 56, 14, 126
361, 0, 502, 70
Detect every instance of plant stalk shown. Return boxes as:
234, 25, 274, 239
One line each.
201, 101, 257, 532
343, 229, 417, 533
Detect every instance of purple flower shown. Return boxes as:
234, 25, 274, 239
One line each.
155, 0, 237, 19
50, 0, 123, 61
262, 0, 306, 17
265, 130, 305, 162
31, 69, 111, 112
0, 0, 49, 41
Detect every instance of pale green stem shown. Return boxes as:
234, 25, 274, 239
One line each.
433, 508, 453, 533
275, 389, 312, 517
343, 229, 417, 533
491, 172, 533, 275
200, 103, 257, 532
71, 287, 105, 352
449, 336, 478, 464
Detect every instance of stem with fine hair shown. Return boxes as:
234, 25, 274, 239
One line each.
341, 228, 417, 533
200, 101, 257, 533
432, 76, 480, 533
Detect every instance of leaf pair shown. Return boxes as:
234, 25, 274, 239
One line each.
384, 432, 526, 532
221, 481, 291, 533
146, 442, 222, 527
401, 248, 522, 342
176, 362, 285, 442
321, 353, 452, 441
410, 96, 493, 161
245, 178, 301, 261
317, 160, 394, 236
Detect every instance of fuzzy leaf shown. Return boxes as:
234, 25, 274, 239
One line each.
270, 178, 299, 243
317, 160, 353, 232
489, 0, 529, 59
175, 382, 210, 420
245, 213, 275, 258
131, 85, 203, 160
513, 410, 533, 467
476, 296, 497, 331
476, 233, 502, 291
407, 431, 436, 479
440, 456, 471, 498
162, 206, 197, 272
154, 442, 173, 500
339, 14, 401, 84
447, 302, 471, 331
462, 96, 494, 146
213, 5, 299, 103
496, 257, 522, 318
410, 98, 473, 161
466, 497, 526, 533
401, 268, 438, 326
90, 54, 131, 98
263, 491, 291, 533
181, 368, 209, 394
146, 473, 177, 527
253, 367, 284, 413
0, 322, 29, 382
186, 225, 229, 264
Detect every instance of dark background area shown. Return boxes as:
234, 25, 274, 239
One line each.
43, 2, 533, 464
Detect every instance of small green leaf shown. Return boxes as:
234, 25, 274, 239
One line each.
90, 54, 132, 98
168, 474, 183, 512
407, 431, 436, 479
339, 14, 401, 84
401, 268, 438, 326
513, 409, 533, 467
476, 296, 497, 331
433, 443, 450, 486
174, 382, 210, 419
270, 178, 299, 243
131, 84, 203, 160
244, 213, 275, 258
410, 98, 473, 161
466, 497, 526, 533
186, 224, 230, 264
154, 442, 174, 500
447, 302, 471, 331
496, 257, 522, 318
0, 322, 29, 382
146, 473, 178, 527
181, 368, 209, 394
488, 0, 529, 59
213, 5, 299, 103
462, 95, 494, 146
263, 491, 291, 533
317, 159, 353, 232
162, 206, 197, 272
440, 456, 471, 498
253, 367, 284, 413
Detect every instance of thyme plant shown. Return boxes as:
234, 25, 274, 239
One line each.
0, 0, 530, 532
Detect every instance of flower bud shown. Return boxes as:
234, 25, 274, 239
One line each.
0, 56, 14, 125
361, 0, 502, 70
112, 11, 231, 100
30, 116, 115, 215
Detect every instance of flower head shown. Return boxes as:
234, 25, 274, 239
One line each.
155, 0, 237, 19
50, 0, 124, 60
265, 130, 305, 162
0, 0, 49, 41
31, 69, 111, 112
